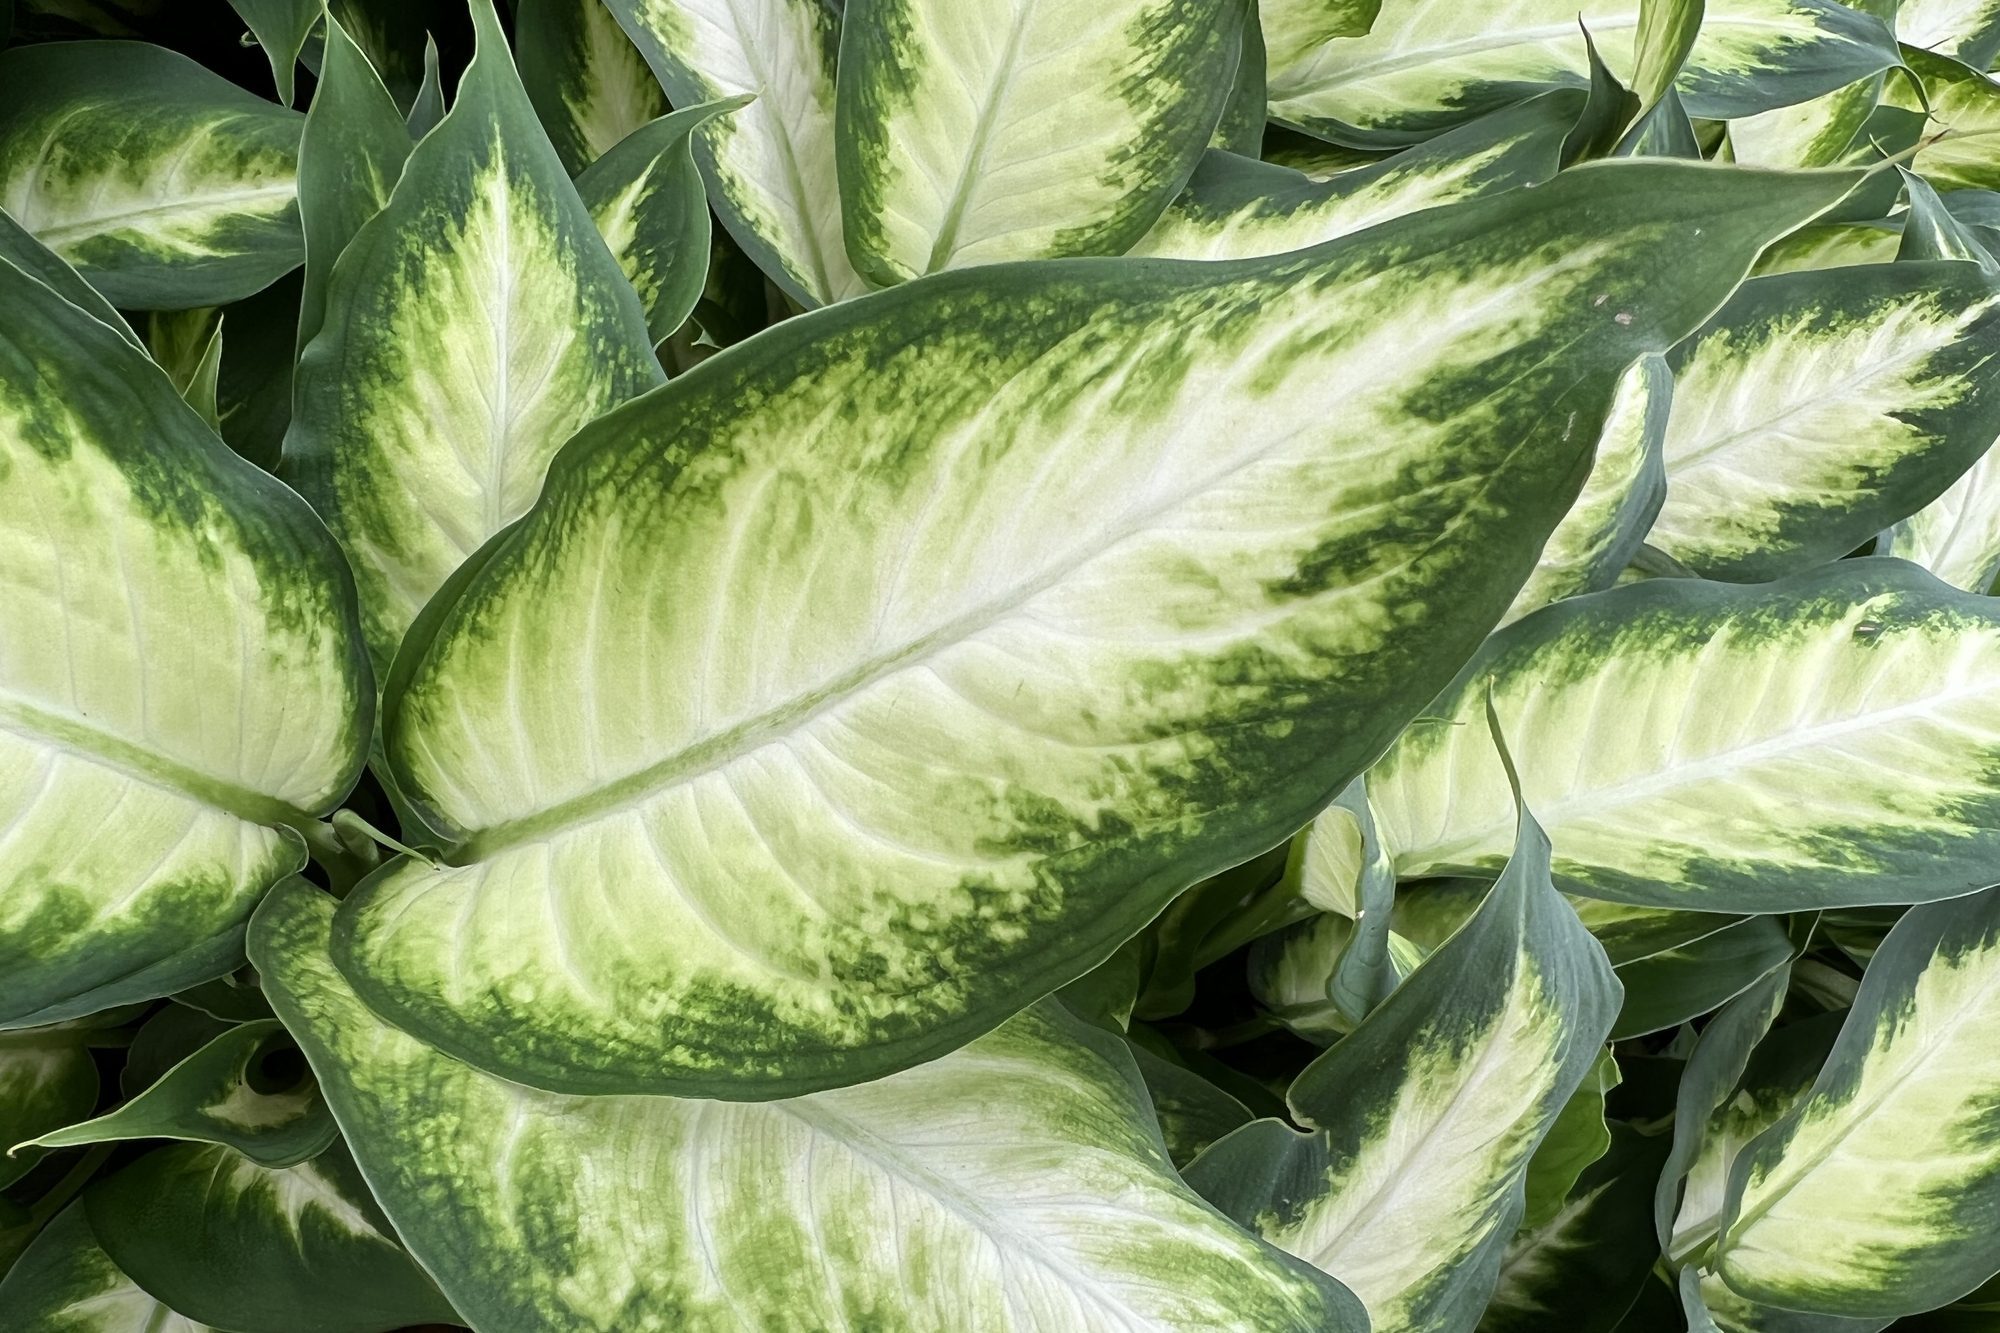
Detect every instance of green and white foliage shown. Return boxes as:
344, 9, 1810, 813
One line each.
331, 160, 1848, 1099
1899, 0, 2000, 68
835, 0, 1243, 284
1189, 764, 1621, 1333
1264, 0, 1899, 147
0, 41, 304, 308
1131, 90, 1577, 261
0, 252, 369, 1028
517, 0, 672, 175
0, 1023, 99, 1189
605, 0, 867, 304
0, 1204, 212, 1333
1652, 263, 2000, 581
1370, 560, 2000, 912
1885, 446, 2000, 592
284, 0, 663, 669
255, 880, 1365, 1332
1901, 48, 2000, 194
1717, 886, 2000, 1317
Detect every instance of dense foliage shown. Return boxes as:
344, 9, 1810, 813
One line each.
3, 0, 2000, 1329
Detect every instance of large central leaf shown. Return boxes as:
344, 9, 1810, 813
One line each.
331, 160, 1855, 1098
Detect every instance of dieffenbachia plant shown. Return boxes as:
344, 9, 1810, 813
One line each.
13, 0, 2000, 1328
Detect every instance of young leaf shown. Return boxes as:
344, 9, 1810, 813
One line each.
405, 36, 446, 137
20, 1019, 335, 1169
603, 0, 866, 303
1651, 263, 2000, 581
333, 160, 1857, 1098
1370, 560, 2000, 912
0, 1203, 211, 1332
0, 41, 304, 308
1899, 168, 2000, 272
1717, 886, 2000, 1316
835, 0, 1244, 284
254, 880, 1367, 1332
1188, 735, 1622, 1333
226, 0, 324, 105
283, 0, 663, 671
1265, 0, 1898, 147
0, 258, 370, 1029
517, 0, 670, 175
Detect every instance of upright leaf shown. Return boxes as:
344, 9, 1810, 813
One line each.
257, 881, 1366, 1332
332, 161, 1855, 1098
604, 0, 866, 303
1189, 744, 1622, 1333
284, 0, 663, 671
0, 258, 369, 1028
1651, 263, 2000, 581
0, 41, 304, 308
836, 0, 1243, 284
517, 0, 671, 175
1717, 887, 2000, 1316
1370, 560, 2000, 912
227, 0, 325, 105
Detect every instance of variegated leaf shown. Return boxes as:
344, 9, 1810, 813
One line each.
1651, 263, 2000, 581
0, 40, 304, 308
604, 0, 867, 304
256, 880, 1366, 1333
0, 256, 369, 1029
1130, 89, 1576, 262
20, 1017, 334, 1168
518, 0, 672, 175
284, 0, 662, 671
85, 1141, 457, 1333
331, 160, 1853, 1098
1371, 560, 2000, 912
1752, 219, 1900, 274
1266, 0, 1899, 147
0, 205, 139, 347
835, 0, 1243, 283
1729, 72, 1883, 169
1717, 886, 2000, 1316
1884, 444, 2000, 591
1902, 48, 2000, 193
576, 100, 741, 345
1190, 770, 1621, 1333
1901, 0, 2000, 68
1212, 2, 1268, 154
0, 1204, 211, 1333
0, 1023, 98, 1190
1257, 0, 1377, 80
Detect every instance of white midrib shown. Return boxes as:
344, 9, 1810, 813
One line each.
718, 0, 838, 300
922, 3, 1037, 274
30, 180, 297, 248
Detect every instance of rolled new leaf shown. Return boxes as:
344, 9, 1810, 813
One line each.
1189, 731, 1622, 1333
256, 881, 1366, 1333
603, 0, 865, 304
517, 0, 670, 175
334, 159, 1856, 1099
0, 256, 370, 1028
1372, 560, 2000, 912
0, 41, 303, 309
284, 0, 663, 672
835, 0, 1243, 284
1717, 886, 2000, 1316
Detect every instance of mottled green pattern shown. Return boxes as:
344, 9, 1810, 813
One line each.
1719, 889, 2000, 1316
1885, 438, 2000, 592
1652, 263, 2000, 581
0, 41, 303, 308
1266, 0, 1898, 146
1131, 90, 1575, 261
1902, 48, 2000, 193
0, 257, 370, 1027
606, 0, 866, 303
1900, 0, 2000, 66
1372, 561, 2000, 911
256, 881, 1362, 1333
1191, 798, 1621, 1333
0, 1205, 211, 1333
518, 0, 672, 175
284, 0, 663, 671
836, 0, 1241, 283
332, 161, 1851, 1097
0, 1023, 98, 1188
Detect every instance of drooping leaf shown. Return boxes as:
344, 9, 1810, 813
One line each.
1189, 746, 1622, 1333
0, 40, 304, 308
85, 1142, 458, 1333
0, 1025, 99, 1190
1130, 89, 1576, 261
1717, 885, 2000, 1317
21, 1020, 335, 1169
226, 0, 324, 105
0, 1203, 211, 1333
517, 0, 671, 175
1265, 0, 1899, 147
332, 160, 1854, 1098
1369, 559, 2000, 912
835, 0, 1244, 284
1649, 263, 2000, 581
0, 257, 370, 1029
283, 0, 662, 671
255, 880, 1367, 1332
575, 99, 741, 346
604, 0, 867, 303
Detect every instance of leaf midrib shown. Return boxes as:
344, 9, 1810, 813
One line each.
28, 181, 298, 248
922, 2, 1038, 274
